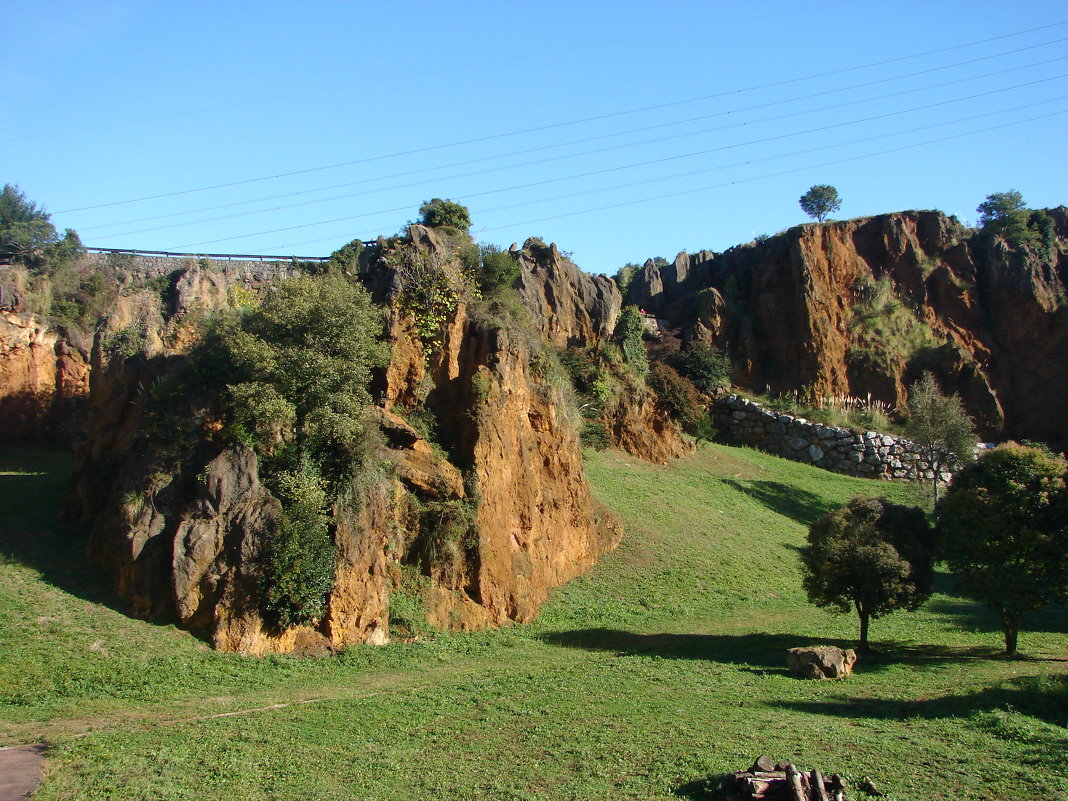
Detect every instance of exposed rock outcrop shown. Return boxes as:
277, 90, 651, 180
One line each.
0, 312, 89, 440
71, 226, 621, 652
629, 210, 1068, 446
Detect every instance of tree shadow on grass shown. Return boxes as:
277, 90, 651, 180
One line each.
0, 447, 166, 624
721, 479, 836, 526
540, 628, 996, 675
773, 673, 1068, 730
925, 571, 1068, 636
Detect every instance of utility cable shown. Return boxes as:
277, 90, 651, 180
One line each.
163, 97, 1068, 250
57, 20, 1068, 214
76, 43, 1068, 233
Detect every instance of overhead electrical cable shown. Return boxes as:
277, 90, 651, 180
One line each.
163, 96, 1068, 250
475, 109, 1068, 235
138, 74, 1064, 244
77, 45, 1068, 234
57, 20, 1068, 214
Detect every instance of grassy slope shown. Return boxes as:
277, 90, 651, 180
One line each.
1, 444, 1066, 801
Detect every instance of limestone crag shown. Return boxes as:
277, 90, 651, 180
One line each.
629, 210, 1068, 445
713, 394, 952, 482
0, 312, 89, 440
72, 225, 621, 653
514, 239, 622, 347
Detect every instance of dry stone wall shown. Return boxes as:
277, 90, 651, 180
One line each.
712, 394, 950, 483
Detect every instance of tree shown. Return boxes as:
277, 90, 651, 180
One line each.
673, 343, 731, 395
937, 443, 1068, 655
417, 198, 471, 233
799, 185, 842, 222
904, 372, 978, 507
975, 190, 1052, 250
0, 184, 81, 270
802, 496, 935, 653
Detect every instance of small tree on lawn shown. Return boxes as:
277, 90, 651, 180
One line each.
802, 496, 935, 654
905, 372, 978, 507
799, 184, 842, 222
937, 443, 1068, 656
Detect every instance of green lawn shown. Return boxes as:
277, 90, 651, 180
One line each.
1, 444, 1065, 800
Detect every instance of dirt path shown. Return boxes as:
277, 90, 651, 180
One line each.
0, 744, 46, 801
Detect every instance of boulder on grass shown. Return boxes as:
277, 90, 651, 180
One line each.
786, 646, 857, 679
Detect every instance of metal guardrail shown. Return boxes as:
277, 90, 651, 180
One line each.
84, 246, 332, 263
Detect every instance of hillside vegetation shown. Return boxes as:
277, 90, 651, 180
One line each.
2, 444, 1066, 800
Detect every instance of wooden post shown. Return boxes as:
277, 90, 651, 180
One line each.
785, 763, 806, 801
810, 769, 830, 801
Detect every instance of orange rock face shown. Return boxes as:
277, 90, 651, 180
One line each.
0, 312, 89, 440
630, 209, 1068, 445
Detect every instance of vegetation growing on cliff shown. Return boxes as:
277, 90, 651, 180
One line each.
145, 274, 388, 627
846, 275, 944, 375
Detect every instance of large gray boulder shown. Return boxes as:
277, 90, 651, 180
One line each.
786, 646, 857, 679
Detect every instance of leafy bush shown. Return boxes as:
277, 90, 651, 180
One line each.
145, 275, 387, 626
257, 497, 335, 629
673, 343, 731, 395
977, 190, 1052, 250
937, 443, 1068, 655
613, 305, 648, 376
476, 244, 521, 296
418, 198, 471, 233
579, 421, 610, 450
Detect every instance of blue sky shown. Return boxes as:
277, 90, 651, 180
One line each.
4, 1, 1067, 274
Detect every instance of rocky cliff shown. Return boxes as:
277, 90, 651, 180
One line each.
68, 226, 622, 653
628, 209, 1068, 446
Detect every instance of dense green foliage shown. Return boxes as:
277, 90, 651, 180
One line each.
613, 305, 648, 376
976, 190, 1054, 251
149, 275, 386, 626
475, 244, 521, 296
646, 362, 715, 442
672, 342, 731, 395
0, 184, 80, 266
417, 198, 472, 233
938, 443, 1068, 655
802, 496, 935, 652
799, 184, 841, 222
904, 372, 978, 506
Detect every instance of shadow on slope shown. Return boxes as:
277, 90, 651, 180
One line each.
0, 446, 144, 621
540, 628, 998, 674
720, 479, 836, 526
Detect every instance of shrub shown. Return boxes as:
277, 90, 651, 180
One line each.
614, 306, 648, 376
257, 498, 335, 629
476, 244, 521, 296
418, 198, 471, 233
673, 343, 731, 395
579, 421, 610, 450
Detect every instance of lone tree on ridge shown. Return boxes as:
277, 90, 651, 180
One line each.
801, 496, 935, 654
799, 184, 842, 222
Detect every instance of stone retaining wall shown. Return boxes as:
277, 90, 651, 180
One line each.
712, 394, 949, 483
84, 252, 299, 284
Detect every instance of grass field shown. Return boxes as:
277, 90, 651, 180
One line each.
1, 444, 1066, 800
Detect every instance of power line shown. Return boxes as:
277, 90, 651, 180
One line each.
57, 20, 1068, 214
76, 42, 1068, 234
102, 71, 1068, 244
477, 109, 1068, 235
164, 97, 1068, 250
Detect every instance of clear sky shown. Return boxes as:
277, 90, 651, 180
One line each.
5, 1, 1067, 274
